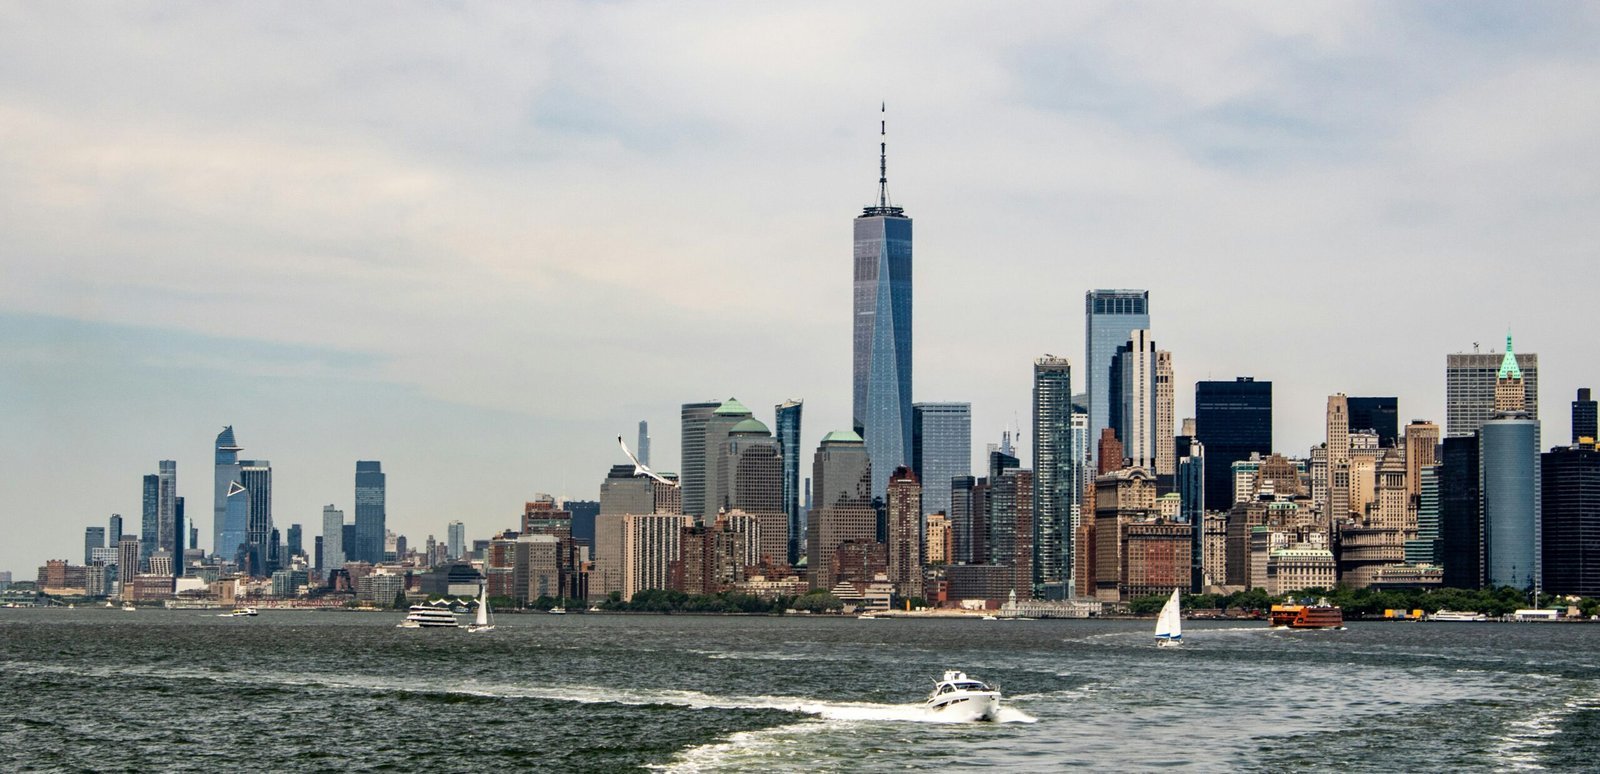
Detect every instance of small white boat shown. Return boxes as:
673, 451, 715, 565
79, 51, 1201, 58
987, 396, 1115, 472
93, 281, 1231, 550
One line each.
1155, 588, 1182, 647
121, 602, 136, 612
925, 670, 1001, 722
398, 604, 461, 629
548, 606, 566, 615
466, 584, 495, 633
980, 614, 998, 621
1428, 610, 1489, 622
218, 607, 258, 618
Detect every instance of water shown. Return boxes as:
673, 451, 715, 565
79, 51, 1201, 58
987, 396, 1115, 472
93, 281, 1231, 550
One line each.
3, 609, 1599, 771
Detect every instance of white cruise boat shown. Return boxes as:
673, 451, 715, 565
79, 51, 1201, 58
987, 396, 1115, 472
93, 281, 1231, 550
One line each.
398, 605, 461, 629
1428, 610, 1489, 622
218, 607, 258, 618
925, 670, 1002, 722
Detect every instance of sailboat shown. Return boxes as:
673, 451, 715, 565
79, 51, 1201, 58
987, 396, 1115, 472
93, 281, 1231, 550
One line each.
1155, 588, 1182, 647
466, 583, 495, 633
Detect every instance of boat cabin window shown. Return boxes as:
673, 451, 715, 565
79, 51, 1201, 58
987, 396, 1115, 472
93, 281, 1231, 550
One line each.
957, 682, 987, 691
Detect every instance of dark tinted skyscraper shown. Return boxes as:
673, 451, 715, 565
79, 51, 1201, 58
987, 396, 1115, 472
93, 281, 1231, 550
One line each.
1574, 388, 1597, 445
1031, 357, 1073, 599
1542, 445, 1600, 596
775, 399, 803, 565
913, 402, 971, 521
1481, 415, 1539, 591
240, 461, 273, 576
108, 513, 122, 546
84, 526, 105, 565
140, 473, 158, 564
1194, 378, 1272, 512
1439, 436, 1481, 588
1085, 290, 1150, 467
156, 460, 178, 574
354, 461, 386, 564
1346, 397, 1399, 448
853, 109, 912, 501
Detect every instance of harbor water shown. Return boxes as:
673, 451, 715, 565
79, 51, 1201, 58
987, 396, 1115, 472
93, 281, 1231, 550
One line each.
3, 609, 1598, 771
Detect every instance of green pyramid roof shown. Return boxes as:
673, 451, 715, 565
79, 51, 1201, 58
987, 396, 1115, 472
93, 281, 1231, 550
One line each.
714, 398, 752, 416
1498, 333, 1522, 380
729, 418, 770, 435
820, 430, 864, 444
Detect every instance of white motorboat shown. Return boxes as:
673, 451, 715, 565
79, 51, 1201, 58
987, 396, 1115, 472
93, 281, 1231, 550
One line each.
1428, 610, 1489, 622
548, 606, 566, 615
121, 602, 136, 612
398, 604, 461, 629
466, 584, 495, 633
1155, 588, 1182, 647
925, 670, 1002, 722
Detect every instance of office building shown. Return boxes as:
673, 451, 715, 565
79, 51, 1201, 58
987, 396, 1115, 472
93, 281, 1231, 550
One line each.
807, 431, 875, 591
354, 461, 385, 564
885, 467, 922, 599
594, 465, 681, 600
286, 524, 302, 561
322, 506, 345, 570
1481, 413, 1539, 591
1195, 378, 1272, 513
988, 465, 1034, 600
140, 473, 158, 564
117, 535, 141, 599
84, 526, 105, 566
1574, 388, 1597, 445
853, 115, 914, 502
240, 460, 273, 575
679, 400, 720, 519
1446, 336, 1538, 437
775, 399, 804, 565
1439, 437, 1482, 588
637, 420, 651, 468
1542, 444, 1600, 596
1405, 420, 1440, 518
1031, 357, 1073, 599
213, 426, 242, 556
702, 398, 754, 518
1112, 330, 1156, 469
914, 401, 971, 522
1407, 464, 1441, 566
1085, 289, 1150, 469
108, 514, 123, 546
1179, 441, 1205, 592
1154, 350, 1175, 478
154, 461, 178, 574
220, 482, 250, 567
949, 476, 977, 565
566, 499, 599, 545
447, 520, 465, 562
725, 418, 788, 567
1346, 397, 1399, 448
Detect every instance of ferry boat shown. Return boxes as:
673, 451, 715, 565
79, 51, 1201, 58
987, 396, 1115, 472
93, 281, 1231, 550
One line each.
397, 605, 461, 629
218, 607, 258, 618
1269, 600, 1344, 629
1428, 610, 1488, 622
925, 670, 1002, 722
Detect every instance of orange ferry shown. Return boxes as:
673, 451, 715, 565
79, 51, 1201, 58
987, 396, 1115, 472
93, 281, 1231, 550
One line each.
1269, 602, 1344, 629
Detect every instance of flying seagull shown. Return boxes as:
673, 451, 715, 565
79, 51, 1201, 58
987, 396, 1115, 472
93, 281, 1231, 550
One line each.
618, 436, 678, 487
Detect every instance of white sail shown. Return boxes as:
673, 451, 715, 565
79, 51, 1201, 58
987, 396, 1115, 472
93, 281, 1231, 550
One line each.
475, 584, 490, 627
1155, 588, 1182, 642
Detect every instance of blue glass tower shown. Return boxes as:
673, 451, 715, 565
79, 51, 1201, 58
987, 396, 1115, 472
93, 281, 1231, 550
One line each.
853, 106, 912, 501
355, 460, 386, 563
213, 426, 242, 556
1085, 290, 1150, 468
1481, 415, 1539, 591
775, 399, 804, 565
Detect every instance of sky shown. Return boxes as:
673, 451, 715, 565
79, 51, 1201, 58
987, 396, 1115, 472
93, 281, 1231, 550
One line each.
3, 2, 1598, 575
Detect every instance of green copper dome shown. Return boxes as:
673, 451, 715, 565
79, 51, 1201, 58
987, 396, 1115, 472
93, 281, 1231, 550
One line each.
1498, 333, 1522, 380
729, 418, 770, 435
820, 430, 864, 444
714, 398, 752, 416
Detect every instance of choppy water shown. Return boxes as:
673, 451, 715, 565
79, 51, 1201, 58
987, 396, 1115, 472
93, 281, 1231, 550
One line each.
3, 609, 1598, 771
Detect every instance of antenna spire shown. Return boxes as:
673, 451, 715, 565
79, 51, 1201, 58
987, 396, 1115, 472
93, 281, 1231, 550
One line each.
878, 101, 889, 208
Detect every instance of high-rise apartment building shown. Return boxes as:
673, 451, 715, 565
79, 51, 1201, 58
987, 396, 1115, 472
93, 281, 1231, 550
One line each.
622, 512, 691, 601
853, 114, 913, 502
1574, 388, 1597, 445
594, 465, 682, 599
447, 520, 465, 562
1446, 337, 1538, 437
1154, 350, 1175, 478
1031, 357, 1073, 600
116, 535, 141, 600
1085, 289, 1150, 468
885, 467, 922, 599
679, 400, 720, 519
1195, 378, 1272, 513
1112, 330, 1157, 470
213, 426, 242, 556
322, 505, 345, 570
775, 399, 804, 565
913, 402, 971, 524
807, 431, 875, 591
1542, 444, 1600, 596
354, 461, 385, 564
156, 460, 178, 575
140, 473, 158, 564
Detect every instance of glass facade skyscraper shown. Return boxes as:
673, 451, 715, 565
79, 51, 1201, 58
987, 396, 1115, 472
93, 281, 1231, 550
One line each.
1194, 377, 1273, 513
240, 461, 273, 575
213, 426, 242, 556
1481, 415, 1539, 592
354, 460, 386, 564
912, 402, 971, 522
140, 473, 158, 565
1031, 358, 1073, 599
1346, 397, 1399, 448
1085, 290, 1150, 468
775, 399, 804, 565
322, 505, 345, 570
1541, 445, 1600, 596
853, 116, 912, 501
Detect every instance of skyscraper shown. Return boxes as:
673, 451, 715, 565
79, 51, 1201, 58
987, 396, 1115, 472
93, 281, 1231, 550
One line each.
447, 519, 465, 562
1194, 378, 1272, 513
116, 535, 141, 600
679, 400, 720, 519
213, 426, 242, 556
84, 526, 105, 565
1542, 444, 1600, 596
287, 524, 303, 560
725, 417, 788, 566
912, 402, 971, 522
1573, 388, 1596, 445
1326, 395, 1351, 521
140, 473, 158, 564
240, 460, 273, 575
885, 467, 922, 599
1031, 357, 1073, 600
1114, 330, 1156, 470
322, 505, 345, 570
1085, 289, 1150, 468
853, 108, 913, 501
156, 460, 178, 575
702, 398, 753, 518
637, 420, 651, 468
1404, 420, 1440, 522
108, 514, 122, 546
220, 482, 250, 567
1347, 397, 1399, 448
1154, 350, 1175, 478
354, 461, 385, 564
1446, 337, 1538, 437
1439, 436, 1481, 588
775, 399, 804, 566
807, 430, 874, 591
1178, 441, 1205, 592
1481, 414, 1539, 591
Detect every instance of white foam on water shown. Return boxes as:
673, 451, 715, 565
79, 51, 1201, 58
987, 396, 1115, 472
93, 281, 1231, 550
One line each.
1489, 682, 1600, 770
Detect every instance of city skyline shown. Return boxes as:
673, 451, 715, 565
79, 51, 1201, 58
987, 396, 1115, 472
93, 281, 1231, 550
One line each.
4, 4, 1600, 574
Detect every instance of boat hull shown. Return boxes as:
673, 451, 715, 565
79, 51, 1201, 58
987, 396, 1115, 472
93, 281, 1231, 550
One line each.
926, 692, 1001, 722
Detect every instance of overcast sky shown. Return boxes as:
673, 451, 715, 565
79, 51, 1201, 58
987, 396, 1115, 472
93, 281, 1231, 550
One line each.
3, 2, 1598, 575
